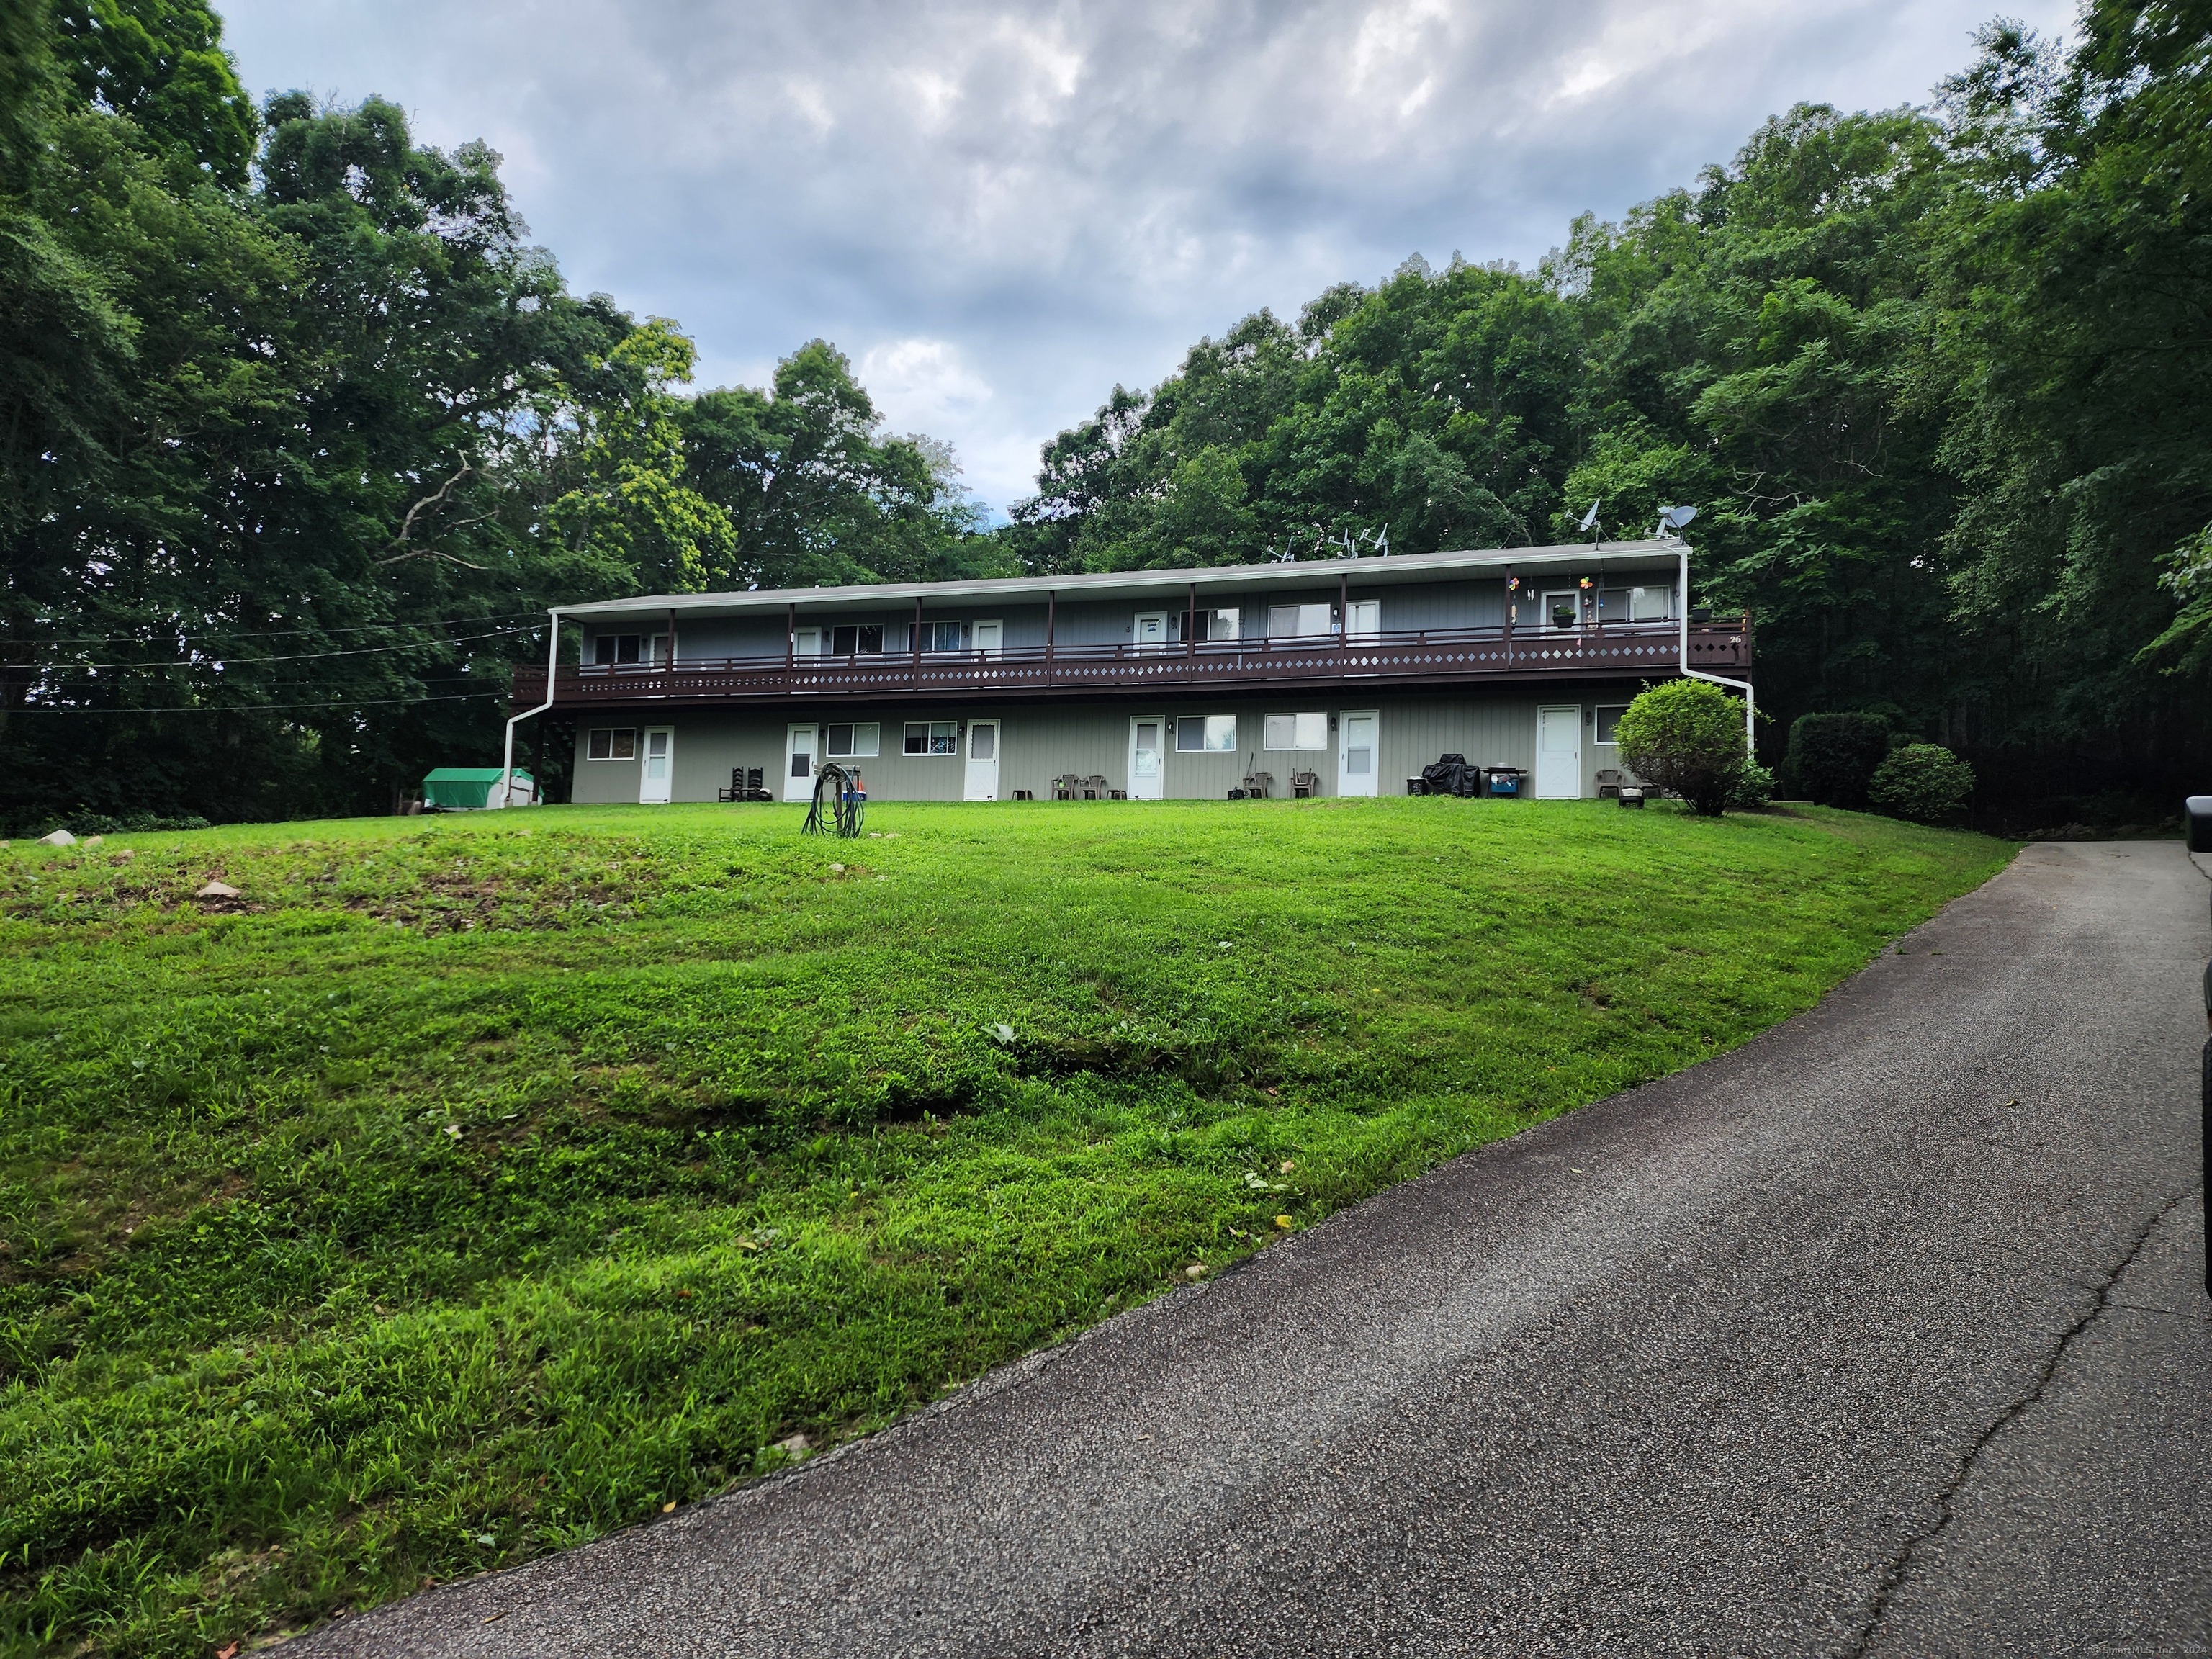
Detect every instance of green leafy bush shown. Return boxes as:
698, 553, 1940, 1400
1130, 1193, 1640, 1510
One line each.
1614, 680, 1750, 817
1869, 744, 1975, 823
1729, 762, 1777, 810
1778, 713, 1892, 807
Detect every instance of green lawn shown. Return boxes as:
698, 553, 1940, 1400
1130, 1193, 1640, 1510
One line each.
0, 798, 2011, 1655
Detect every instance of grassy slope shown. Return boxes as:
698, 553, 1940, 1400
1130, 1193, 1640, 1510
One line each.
0, 799, 2012, 1655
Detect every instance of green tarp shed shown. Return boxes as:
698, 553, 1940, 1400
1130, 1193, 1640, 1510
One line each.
422, 768, 534, 810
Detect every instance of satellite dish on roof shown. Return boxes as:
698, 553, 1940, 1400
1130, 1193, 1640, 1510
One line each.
1578, 499, 1601, 534
1658, 504, 1698, 534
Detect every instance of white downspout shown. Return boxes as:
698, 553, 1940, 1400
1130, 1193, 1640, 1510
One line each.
1677, 546, 1756, 757
500, 608, 561, 806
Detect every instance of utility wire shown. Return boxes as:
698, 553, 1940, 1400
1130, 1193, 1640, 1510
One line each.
14, 608, 550, 648
42, 623, 540, 671
9, 691, 511, 716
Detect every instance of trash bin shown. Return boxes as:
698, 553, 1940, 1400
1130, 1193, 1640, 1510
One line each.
2188, 795, 2212, 852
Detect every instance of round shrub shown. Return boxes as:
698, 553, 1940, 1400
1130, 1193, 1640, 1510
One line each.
1778, 711, 1891, 807
1867, 744, 1974, 823
1614, 680, 1751, 817
1728, 762, 1777, 810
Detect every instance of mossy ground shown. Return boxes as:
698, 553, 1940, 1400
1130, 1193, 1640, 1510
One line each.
0, 798, 2012, 1655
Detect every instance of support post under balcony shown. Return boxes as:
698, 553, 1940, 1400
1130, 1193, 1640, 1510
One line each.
1046, 591, 1056, 685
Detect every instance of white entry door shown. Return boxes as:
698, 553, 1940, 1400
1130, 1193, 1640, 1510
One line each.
640, 727, 674, 804
1133, 613, 1169, 651
1128, 716, 1164, 800
793, 627, 821, 657
783, 723, 818, 802
1338, 710, 1378, 797
1344, 600, 1380, 643
973, 619, 1003, 656
1534, 706, 1581, 799
965, 720, 1000, 800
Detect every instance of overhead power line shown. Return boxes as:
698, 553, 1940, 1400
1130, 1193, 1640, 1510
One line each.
9, 690, 511, 716
16, 608, 550, 648
44, 622, 540, 670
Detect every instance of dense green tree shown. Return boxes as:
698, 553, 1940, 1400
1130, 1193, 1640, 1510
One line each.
0, 0, 986, 829
680, 338, 994, 590
53, 0, 257, 184
1929, 3, 2212, 789
1001, 6, 2212, 809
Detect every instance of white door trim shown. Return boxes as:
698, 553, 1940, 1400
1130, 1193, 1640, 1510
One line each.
1128, 715, 1164, 800
1337, 709, 1378, 798
639, 727, 675, 804
783, 723, 819, 803
964, 719, 1000, 801
1534, 705, 1581, 799
972, 619, 1003, 657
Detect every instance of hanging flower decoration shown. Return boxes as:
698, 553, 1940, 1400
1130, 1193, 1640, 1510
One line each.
1578, 575, 1593, 590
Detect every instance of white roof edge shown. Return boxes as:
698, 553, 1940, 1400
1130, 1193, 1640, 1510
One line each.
557, 539, 1689, 622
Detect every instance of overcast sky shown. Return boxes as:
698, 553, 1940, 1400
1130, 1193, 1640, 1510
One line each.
214, 0, 2073, 516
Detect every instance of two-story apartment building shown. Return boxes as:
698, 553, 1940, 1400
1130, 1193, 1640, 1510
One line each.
509, 540, 1750, 806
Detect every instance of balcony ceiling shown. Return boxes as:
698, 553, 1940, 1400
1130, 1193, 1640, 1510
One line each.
559, 540, 1691, 624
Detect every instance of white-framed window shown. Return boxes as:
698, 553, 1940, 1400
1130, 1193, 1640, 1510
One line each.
586, 728, 637, 760
1266, 602, 1334, 637
828, 722, 881, 757
830, 624, 884, 656
922, 620, 966, 652
1174, 714, 1238, 752
1629, 585, 1671, 622
1595, 705, 1628, 746
1204, 607, 1241, 642
1264, 712, 1328, 751
904, 720, 958, 755
590, 634, 667, 667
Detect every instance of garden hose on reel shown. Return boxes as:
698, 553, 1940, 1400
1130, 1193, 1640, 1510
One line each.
804, 762, 866, 838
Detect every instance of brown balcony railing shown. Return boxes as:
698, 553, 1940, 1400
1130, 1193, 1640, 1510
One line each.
513, 620, 1750, 711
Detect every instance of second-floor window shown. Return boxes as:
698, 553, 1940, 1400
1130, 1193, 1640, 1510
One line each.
831, 624, 884, 655
922, 620, 966, 652
1267, 603, 1334, 638
591, 633, 668, 666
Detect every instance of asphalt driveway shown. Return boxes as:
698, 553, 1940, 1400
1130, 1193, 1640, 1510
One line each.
295, 840, 2212, 1658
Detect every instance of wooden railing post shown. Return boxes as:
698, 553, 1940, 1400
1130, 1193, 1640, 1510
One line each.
912, 596, 923, 688
1046, 591, 1056, 685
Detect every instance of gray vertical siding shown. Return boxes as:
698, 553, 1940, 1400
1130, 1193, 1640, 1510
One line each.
572, 691, 1660, 806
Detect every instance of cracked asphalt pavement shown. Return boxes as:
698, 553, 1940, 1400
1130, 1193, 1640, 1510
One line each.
295, 840, 2212, 1658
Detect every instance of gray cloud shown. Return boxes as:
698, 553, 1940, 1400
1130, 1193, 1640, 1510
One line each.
217, 0, 2072, 512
